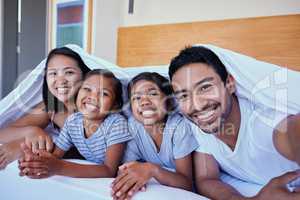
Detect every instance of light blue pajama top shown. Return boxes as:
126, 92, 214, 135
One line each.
123, 112, 199, 170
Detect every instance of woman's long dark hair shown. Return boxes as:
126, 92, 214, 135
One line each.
42, 47, 90, 113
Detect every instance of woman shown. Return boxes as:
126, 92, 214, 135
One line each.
0, 47, 90, 169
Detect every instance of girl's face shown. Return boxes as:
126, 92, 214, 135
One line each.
130, 80, 167, 126
76, 74, 116, 121
46, 54, 82, 103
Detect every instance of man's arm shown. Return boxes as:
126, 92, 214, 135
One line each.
194, 152, 300, 200
194, 152, 247, 200
273, 114, 300, 164
288, 114, 300, 164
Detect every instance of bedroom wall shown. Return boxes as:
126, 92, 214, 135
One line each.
92, 0, 300, 63
120, 0, 300, 26
91, 0, 122, 64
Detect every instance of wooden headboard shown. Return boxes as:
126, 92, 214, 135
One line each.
117, 14, 300, 71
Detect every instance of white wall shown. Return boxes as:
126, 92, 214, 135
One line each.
120, 0, 300, 26
91, 0, 122, 64
91, 0, 300, 63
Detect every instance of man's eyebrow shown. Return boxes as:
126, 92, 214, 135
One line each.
173, 77, 214, 95
194, 77, 214, 87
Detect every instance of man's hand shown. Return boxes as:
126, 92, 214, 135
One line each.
254, 171, 300, 200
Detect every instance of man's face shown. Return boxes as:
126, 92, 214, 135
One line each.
171, 63, 235, 133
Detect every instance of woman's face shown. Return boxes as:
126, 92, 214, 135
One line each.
76, 74, 116, 121
46, 54, 83, 103
130, 80, 168, 126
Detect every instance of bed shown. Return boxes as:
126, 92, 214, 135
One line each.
1, 14, 300, 200
0, 158, 206, 200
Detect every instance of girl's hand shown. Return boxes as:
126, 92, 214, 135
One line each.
24, 126, 53, 153
111, 161, 157, 200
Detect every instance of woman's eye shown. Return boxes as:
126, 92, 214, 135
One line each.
47, 72, 56, 76
82, 87, 91, 92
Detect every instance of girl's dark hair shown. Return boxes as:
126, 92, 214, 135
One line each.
81, 69, 123, 110
127, 72, 175, 111
43, 47, 90, 112
169, 46, 228, 84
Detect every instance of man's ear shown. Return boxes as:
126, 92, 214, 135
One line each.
225, 74, 236, 94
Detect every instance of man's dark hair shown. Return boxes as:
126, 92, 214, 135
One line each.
169, 46, 228, 84
82, 69, 123, 110
43, 47, 91, 113
127, 72, 175, 111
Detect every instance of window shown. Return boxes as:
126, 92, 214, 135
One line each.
48, 0, 92, 52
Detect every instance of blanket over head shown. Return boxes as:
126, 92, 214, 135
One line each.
0, 44, 299, 128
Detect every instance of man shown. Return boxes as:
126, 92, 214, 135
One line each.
169, 46, 300, 200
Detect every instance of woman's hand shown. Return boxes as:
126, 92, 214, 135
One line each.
111, 161, 157, 200
24, 126, 53, 153
18, 143, 60, 178
0, 139, 23, 170
0, 126, 53, 170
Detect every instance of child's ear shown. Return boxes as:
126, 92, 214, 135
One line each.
225, 74, 236, 94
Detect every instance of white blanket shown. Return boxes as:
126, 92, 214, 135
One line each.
0, 44, 170, 128
1, 44, 299, 129
202, 44, 300, 116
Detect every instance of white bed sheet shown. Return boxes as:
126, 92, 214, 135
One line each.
0, 160, 208, 200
